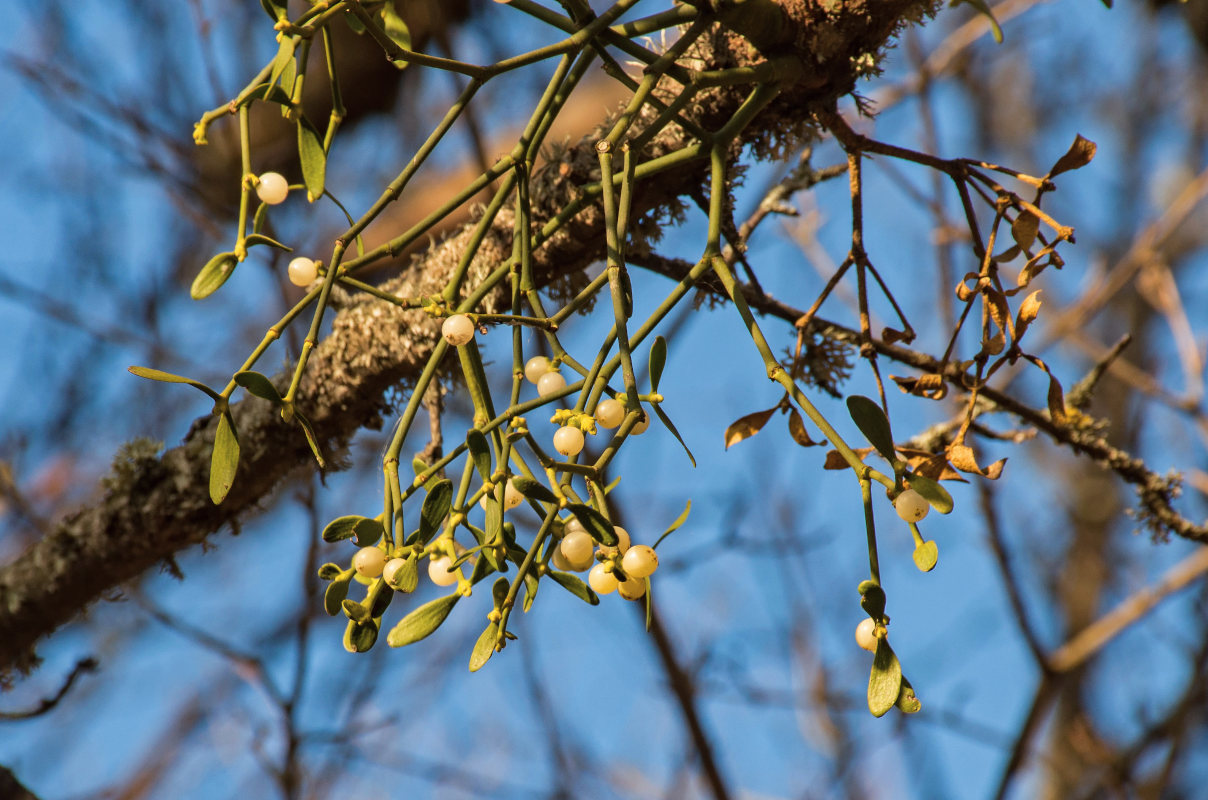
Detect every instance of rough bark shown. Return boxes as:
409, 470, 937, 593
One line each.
0, 0, 940, 678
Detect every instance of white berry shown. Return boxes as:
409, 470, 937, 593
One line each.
503, 478, 524, 510
255, 171, 289, 205
524, 356, 552, 384
427, 555, 459, 586
596, 398, 624, 429
287, 256, 318, 287
617, 576, 646, 600
553, 426, 585, 457
551, 546, 575, 571
621, 544, 658, 578
855, 618, 879, 652
631, 409, 650, 435
442, 314, 475, 346
588, 563, 618, 594
353, 546, 387, 578
563, 516, 586, 537
382, 557, 407, 587
559, 530, 595, 571
599, 525, 630, 556
537, 370, 566, 398
894, 488, 930, 523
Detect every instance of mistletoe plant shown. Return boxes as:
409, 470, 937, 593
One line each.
127, 0, 1097, 717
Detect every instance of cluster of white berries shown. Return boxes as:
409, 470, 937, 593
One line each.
524, 356, 566, 398
552, 517, 659, 600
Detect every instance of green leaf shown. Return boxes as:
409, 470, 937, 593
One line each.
210, 412, 240, 504
369, 581, 393, 618
127, 366, 220, 400
896, 675, 922, 714
912, 540, 939, 572
268, 37, 297, 91
321, 515, 383, 544
317, 563, 343, 581
190, 251, 239, 300
466, 430, 492, 482
907, 473, 953, 514
233, 371, 283, 403
353, 518, 385, 547
491, 576, 510, 610
652, 500, 691, 550
649, 335, 667, 392
323, 573, 352, 616
645, 576, 653, 631
522, 571, 540, 613
951, 0, 1003, 43
418, 479, 453, 544
652, 404, 696, 467
566, 503, 618, 546
293, 409, 326, 468
868, 638, 903, 717
484, 493, 502, 542
548, 570, 600, 605
259, 0, 288, 22
247, 82, 293, 107
341, 598, 370, 623
243, 233, 292, 253
343, 619, 378, 653
379, 3, 411, 68
387, 556, 418, 593
469, 621, 499, 672
296, 116, 326, 200
858, 580, 886, 619
846, 395, 896, 464
510, 475, 556, 504
344, 12, 366, 34
387, 593, 460, 647
469, 549, 494, 584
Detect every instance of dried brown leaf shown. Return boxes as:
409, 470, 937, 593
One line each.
1011, 211, 1039, 252
823, 446, 874, 470
1014, 290, 1043, 343
787, 408, 821, 447
891, 373, 948, 400
881, 326, 915, 345
956, 272, 981, 302
1048, 134, 1097, 178
724, 407, 777, 450
947, 444, 1007, 479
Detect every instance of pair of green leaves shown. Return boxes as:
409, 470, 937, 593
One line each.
868, 638, 922, 716
127, 366, 240, 504
234, 370, 326, 468
647, 336, 696, 467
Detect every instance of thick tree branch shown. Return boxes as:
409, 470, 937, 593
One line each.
0, 0, 940, 678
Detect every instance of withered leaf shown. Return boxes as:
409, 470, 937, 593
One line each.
724, 407, 777, 450
1011, 211, 1039, 252
947, 444, 1007, 479
891, 372, 948, 400
1048, 134, 1097, 178
881, 326, 915, 345
788, 408, 821, 447
1021, 354, 1069, 425
1014, 290, 1043, 343
823, 446, 874, 470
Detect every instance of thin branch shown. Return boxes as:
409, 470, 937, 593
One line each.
0, 657, 97, 720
